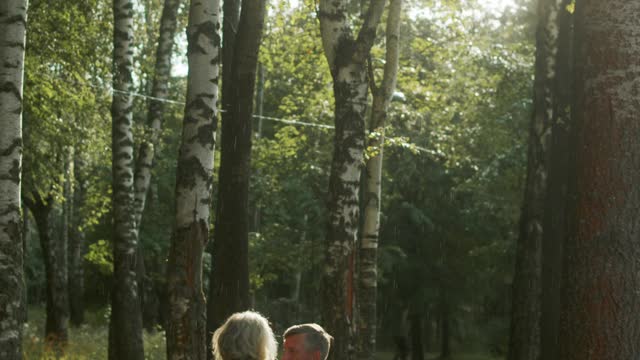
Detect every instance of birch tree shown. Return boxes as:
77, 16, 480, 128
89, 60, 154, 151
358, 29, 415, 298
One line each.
507, 0, 561, 359
207, 0, 267, 343
166, 0, 220, 357
0, 1, 27, 358
132, 0, 181, 331
558, 1, 640, 358
133, 0, 180, 240
318, 0, 386, 358
108, 0, 144, 358
358, 1, 401, 359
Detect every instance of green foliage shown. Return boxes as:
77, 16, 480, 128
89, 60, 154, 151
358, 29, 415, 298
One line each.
260, 0, 334, 133
84, 240, 113, 275
20, 0, 537, 354
250, 125, 330, 299
372, 0, 533, 351
23, 0, 113, 233
566, 0, 575, 13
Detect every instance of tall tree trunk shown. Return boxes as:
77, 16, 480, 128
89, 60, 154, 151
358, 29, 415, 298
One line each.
132, 0, 180, 240
69, 152, 87, 326
205, 0, 240, 347
0, 1, 27, 357
207, 0, 266, 349
25, 192, 69, 352
133, 0, 181, 332
358, 1, 401, 359
439, 302, 450, 359
423, 312, 432, 353
507, 0, 561, 359
166, 0, 220, 358
59, 147, 74, 329
204, 4, 239, 355
539, 1, 572, 360
318, 1, 386, 359
108, 0, 144, 358
557, 1, 640, 359
409, 313, 423, 360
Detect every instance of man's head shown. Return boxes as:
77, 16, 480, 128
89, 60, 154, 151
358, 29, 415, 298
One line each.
282, 323, 333, 360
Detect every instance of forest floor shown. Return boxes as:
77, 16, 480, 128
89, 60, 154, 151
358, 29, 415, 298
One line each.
375, 352, 501, 360
23, 308, 501, 360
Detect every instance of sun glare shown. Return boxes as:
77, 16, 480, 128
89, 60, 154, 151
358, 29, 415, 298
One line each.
482, 0, 514, 12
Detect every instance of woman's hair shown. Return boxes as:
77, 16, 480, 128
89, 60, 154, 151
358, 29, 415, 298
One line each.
212, 311, 277, 360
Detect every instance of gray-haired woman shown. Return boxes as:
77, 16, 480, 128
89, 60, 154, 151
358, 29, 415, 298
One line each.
212, 311, 278, 360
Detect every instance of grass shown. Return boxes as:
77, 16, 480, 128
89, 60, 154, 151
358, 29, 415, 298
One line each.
23, 308, 502, 360
22, 307, 166, 360
375, 351, 502, 360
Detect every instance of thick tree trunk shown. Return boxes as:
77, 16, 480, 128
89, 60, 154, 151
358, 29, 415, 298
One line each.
318, 1, 386, 359
108, 0, 144, 359
409, 313, 423, 360
358, 2, 401, 359
557, 2, 640, 359
165, 0, 220, 358
507, 1, 561, 359
69, 152, 87, 326
132, 0, 181, 332
207, 0, 266, 349
138, 249, 160, 332
423, 313, 432, 353
205, 2, 240, 348
539, 1, 572, 360
25, 193, 69, 352
0, 2, 27, 357
439, 302, 450, 359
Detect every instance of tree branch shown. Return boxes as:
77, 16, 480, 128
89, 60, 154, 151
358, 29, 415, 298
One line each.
380, 0, 402, 102
354, 0, 387, 63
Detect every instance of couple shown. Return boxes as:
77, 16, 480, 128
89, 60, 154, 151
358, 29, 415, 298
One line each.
212, 311, 333, 360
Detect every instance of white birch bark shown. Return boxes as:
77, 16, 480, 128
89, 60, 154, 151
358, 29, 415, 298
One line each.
358, 1, 402, 359
0, 1, 27, 358
318, 0, 385, 358
108, 0, 144, 358
166, 0, 220, 358
132, 0, 181, 332
133, 0, 181, 230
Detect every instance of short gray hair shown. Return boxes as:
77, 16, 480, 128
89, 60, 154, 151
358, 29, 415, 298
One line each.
212, 311, 277, 360
283, 323, 333, 360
